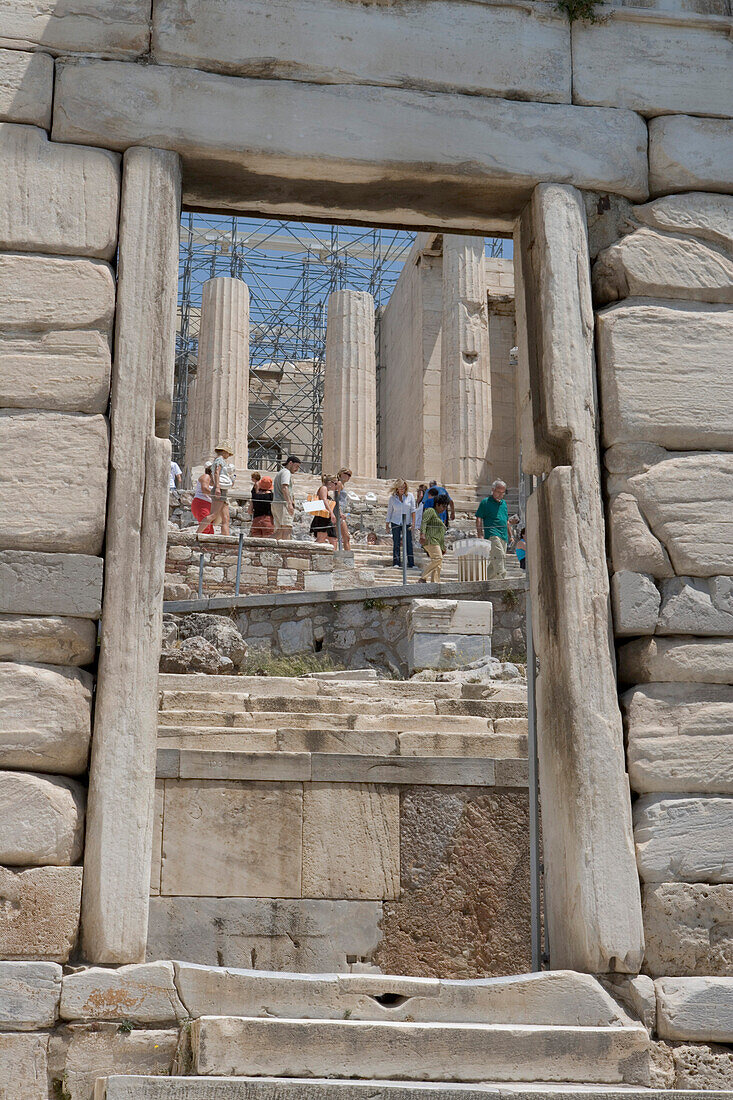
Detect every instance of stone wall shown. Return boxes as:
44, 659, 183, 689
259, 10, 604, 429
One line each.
164, 530, 333, 601
594, 191, 733, 981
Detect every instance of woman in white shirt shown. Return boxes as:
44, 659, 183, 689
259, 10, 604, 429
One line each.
385, 479, 417, 569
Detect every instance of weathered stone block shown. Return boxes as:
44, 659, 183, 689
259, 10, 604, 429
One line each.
0, 49, 52, 128
610, 571, 660, 636
606, 491, 673, 579
633, 193, 733, 251
649, 115, 733, 197
61, 962, 187, 1023
642, 882, 733, 977
598, 302, 733, 450
52, 60, 649, 227
2, 661, 93, 773
657, 575, 733, 635
0, 251, 115, 330
594, 229, 733, 305
278, 617, 314, 655
0, 865, 82, 962
52, 1023, 178, 1100
0, 770, 85, 864
409, 633, 492, 671
0, 124, 120, 258
656, 977, 733, 1041
0, 330, 111, 413
0, 549, 103, 618
625, 682, 733, 795
152, 0, 572, 103
0, 615, 96, 666
0, 1032, 47, 1100
302, 783, 399, 900
619, 636, 733, 685
0, 961, 61, 1029
408, 599, 493, 635
0, 0, 150, 56
634, 794, 733, 883
572, 16, 733, 118
160, 779, 302, 897
0, 411, 108, 554
147, 896, 383, 971
672, 1041, 733, 1089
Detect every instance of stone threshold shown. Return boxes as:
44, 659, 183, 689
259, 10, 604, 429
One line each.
164, 578, 526, 614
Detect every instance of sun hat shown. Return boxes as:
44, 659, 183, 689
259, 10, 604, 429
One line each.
258, 475, 273, 491
215, 440, 234, 454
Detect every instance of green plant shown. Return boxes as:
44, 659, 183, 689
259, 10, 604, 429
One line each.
363, 597, 389, 611
52, 1079, 72, 1100
555, 0, 601, 21
117, 1020, 134, 1034
239, 652, 345, 677
503, 587, 518, 611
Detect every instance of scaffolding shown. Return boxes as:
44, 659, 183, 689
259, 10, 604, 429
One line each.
172, 214, 507, 472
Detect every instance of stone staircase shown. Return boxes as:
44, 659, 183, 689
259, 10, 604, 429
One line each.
347, 544, 525, 588
94, 969, 656, 1098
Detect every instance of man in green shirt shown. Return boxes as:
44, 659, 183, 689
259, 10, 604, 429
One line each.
475, 479, 509, 580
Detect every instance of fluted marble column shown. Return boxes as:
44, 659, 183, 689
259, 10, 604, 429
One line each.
440, 235, 491, 485
322, 289, 376, 476
186, 276, 249, 469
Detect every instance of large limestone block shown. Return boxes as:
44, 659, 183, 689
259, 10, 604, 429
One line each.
0, 251, 115, 331
53, 1023, 178, 1100
0, 411, 108, 554
633, 193, 733, 251
649, 116, 733, 197
147, 896, 382, 972
2, 661, 92, 773
634, 794, 733, 883
160, 779, 302, 897
0, 770, 85, 865
0, 961, 61, 1029
597, 302, 733, 450
0, 0, 150, 57
643, 882, 733, 977
619, 636, 733, 685
625, 682, 733, 795
572, 16, 733, 118
611, 571, 660, 636
0, 550, 103, 617
657, 576, 733, 635
153, 0, 571, 103
0, 49, 52, 128
302, 783, 400, 900
61, 962, 187, 1023
656, 977, 733, 1041
0, 124, 120, 259
408, 599, 493, 635
52, 60, 649, 228
629, 451, 733, 576
0, 865, 82, 961
0, 1032, 47, 1100
0, 330, 111, 413
593, 229, 733, 305
0, 615, 96, 666
607, 493, 673, 578
191, 1015, 651, 1083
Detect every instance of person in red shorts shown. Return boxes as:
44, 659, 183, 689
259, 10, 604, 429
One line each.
191, 464, 214, 533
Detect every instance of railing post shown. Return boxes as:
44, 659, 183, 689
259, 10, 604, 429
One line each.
198, 552, 204, 600
235, 531, 244, 597
523, 471, 543, 971
401, 513, 408, 587
334, 495, 343, 551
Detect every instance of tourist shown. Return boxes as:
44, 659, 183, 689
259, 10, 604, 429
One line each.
414, 483, 428, 531
191, 464, 214, 534
199, 440, 235, 537
169, 459, 182, 491
419, 492, 449, 584
272, 455, 300, 540
424, 480, 455, 527
335, 467, 353, 551
309, 474, 338, 547
249, 474, 274, 538
386, 479, 416, 569
475, 478, 509, 579
515, 525, 527, 571
250, 471, 262, 490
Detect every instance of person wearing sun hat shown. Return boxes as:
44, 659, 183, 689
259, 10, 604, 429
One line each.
249, 473, 275, 538
198, 440, 236, 536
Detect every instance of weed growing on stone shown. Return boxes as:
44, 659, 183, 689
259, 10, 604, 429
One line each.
240, 652, 345, 677
555, 0, 601, 21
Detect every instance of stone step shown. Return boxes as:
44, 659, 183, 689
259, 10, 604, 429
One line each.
158, 710, 523, 735
189, 1017, 651, 1084
158, 710, 355, 729
158, 675, 464, 698
95, 1084, 719, 1100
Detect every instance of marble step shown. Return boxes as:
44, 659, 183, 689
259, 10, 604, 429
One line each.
189, 1017, 651, 1084
96, 1086, 730, 1100
157, 675, 465, 698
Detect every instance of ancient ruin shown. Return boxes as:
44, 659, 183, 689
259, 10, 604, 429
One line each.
0, 0, 732, 1095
